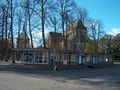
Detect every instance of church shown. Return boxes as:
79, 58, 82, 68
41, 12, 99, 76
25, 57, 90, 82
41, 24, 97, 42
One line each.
14, 20, 112, 69
65, 20, 87, 52
17, 20, 88, 52
15, 20, 89, 65
48, 20, 88, 52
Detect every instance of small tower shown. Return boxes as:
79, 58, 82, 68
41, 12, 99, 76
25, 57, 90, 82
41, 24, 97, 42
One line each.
48, 32, 63, 49
17, 24, 30, 48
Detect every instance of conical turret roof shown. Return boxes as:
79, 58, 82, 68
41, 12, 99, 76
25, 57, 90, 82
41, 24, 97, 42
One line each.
20, 23, 29, 39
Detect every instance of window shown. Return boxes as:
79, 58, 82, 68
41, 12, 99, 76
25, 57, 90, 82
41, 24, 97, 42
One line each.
23, 51, 33, 64
35, 51, 48, 64
71, 54, 78, 62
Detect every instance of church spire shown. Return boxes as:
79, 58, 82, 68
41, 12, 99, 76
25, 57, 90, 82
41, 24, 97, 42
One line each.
20, 22, 29, 39
17, 22, 30, 48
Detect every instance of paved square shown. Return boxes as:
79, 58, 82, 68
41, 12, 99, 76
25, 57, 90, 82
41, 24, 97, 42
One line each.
0, 65, 120, 90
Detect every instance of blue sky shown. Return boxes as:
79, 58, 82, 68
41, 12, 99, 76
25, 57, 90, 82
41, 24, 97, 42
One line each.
75, 0, 120, 35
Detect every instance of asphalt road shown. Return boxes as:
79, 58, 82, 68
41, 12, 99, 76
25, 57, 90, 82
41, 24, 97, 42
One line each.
0, 65, 120, 90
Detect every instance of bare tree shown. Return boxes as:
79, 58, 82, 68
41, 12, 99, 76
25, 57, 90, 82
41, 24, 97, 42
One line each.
23, 0, 36, 48
5, 6, 9, 39
5, 0, 11, 43
0, 1, 11, 61
56, 0, 75, 49
35, 0, 54, 48
0, 0, 15, 62
16, 10, 22, 48
10, 0, 15, 63
0, 4, 5, 42
22, 0, 28, 48
88, 19, 104, 53
48, 15, 57, 32
39, 0, 47, 48
77, 7, 89, 25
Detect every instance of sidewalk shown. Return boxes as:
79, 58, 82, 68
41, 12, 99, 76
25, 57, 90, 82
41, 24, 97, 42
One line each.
0, 61, 115, 72
0, 62, 49, 70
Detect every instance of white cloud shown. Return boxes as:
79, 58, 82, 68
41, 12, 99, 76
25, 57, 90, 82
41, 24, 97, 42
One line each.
32, 31, 42, 37
32, 27, 50, 37
107, 28, 120, 36
31, 28, 50, 47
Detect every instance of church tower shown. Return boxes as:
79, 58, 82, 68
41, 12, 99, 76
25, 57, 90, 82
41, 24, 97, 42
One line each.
76, 20, 87, 52
66, 20, 88, 52
17, 24, 30, 48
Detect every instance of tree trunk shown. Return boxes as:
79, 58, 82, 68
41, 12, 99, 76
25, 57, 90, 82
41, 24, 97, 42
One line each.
41, 0, 46, 48
62, 15, 65, 49
10, 0, 15, 63
17, 14, 21, 48
2, 9, 5, 42
54, 17, 57, 32
29, 15, 34, 48
5, 8, 8, 39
